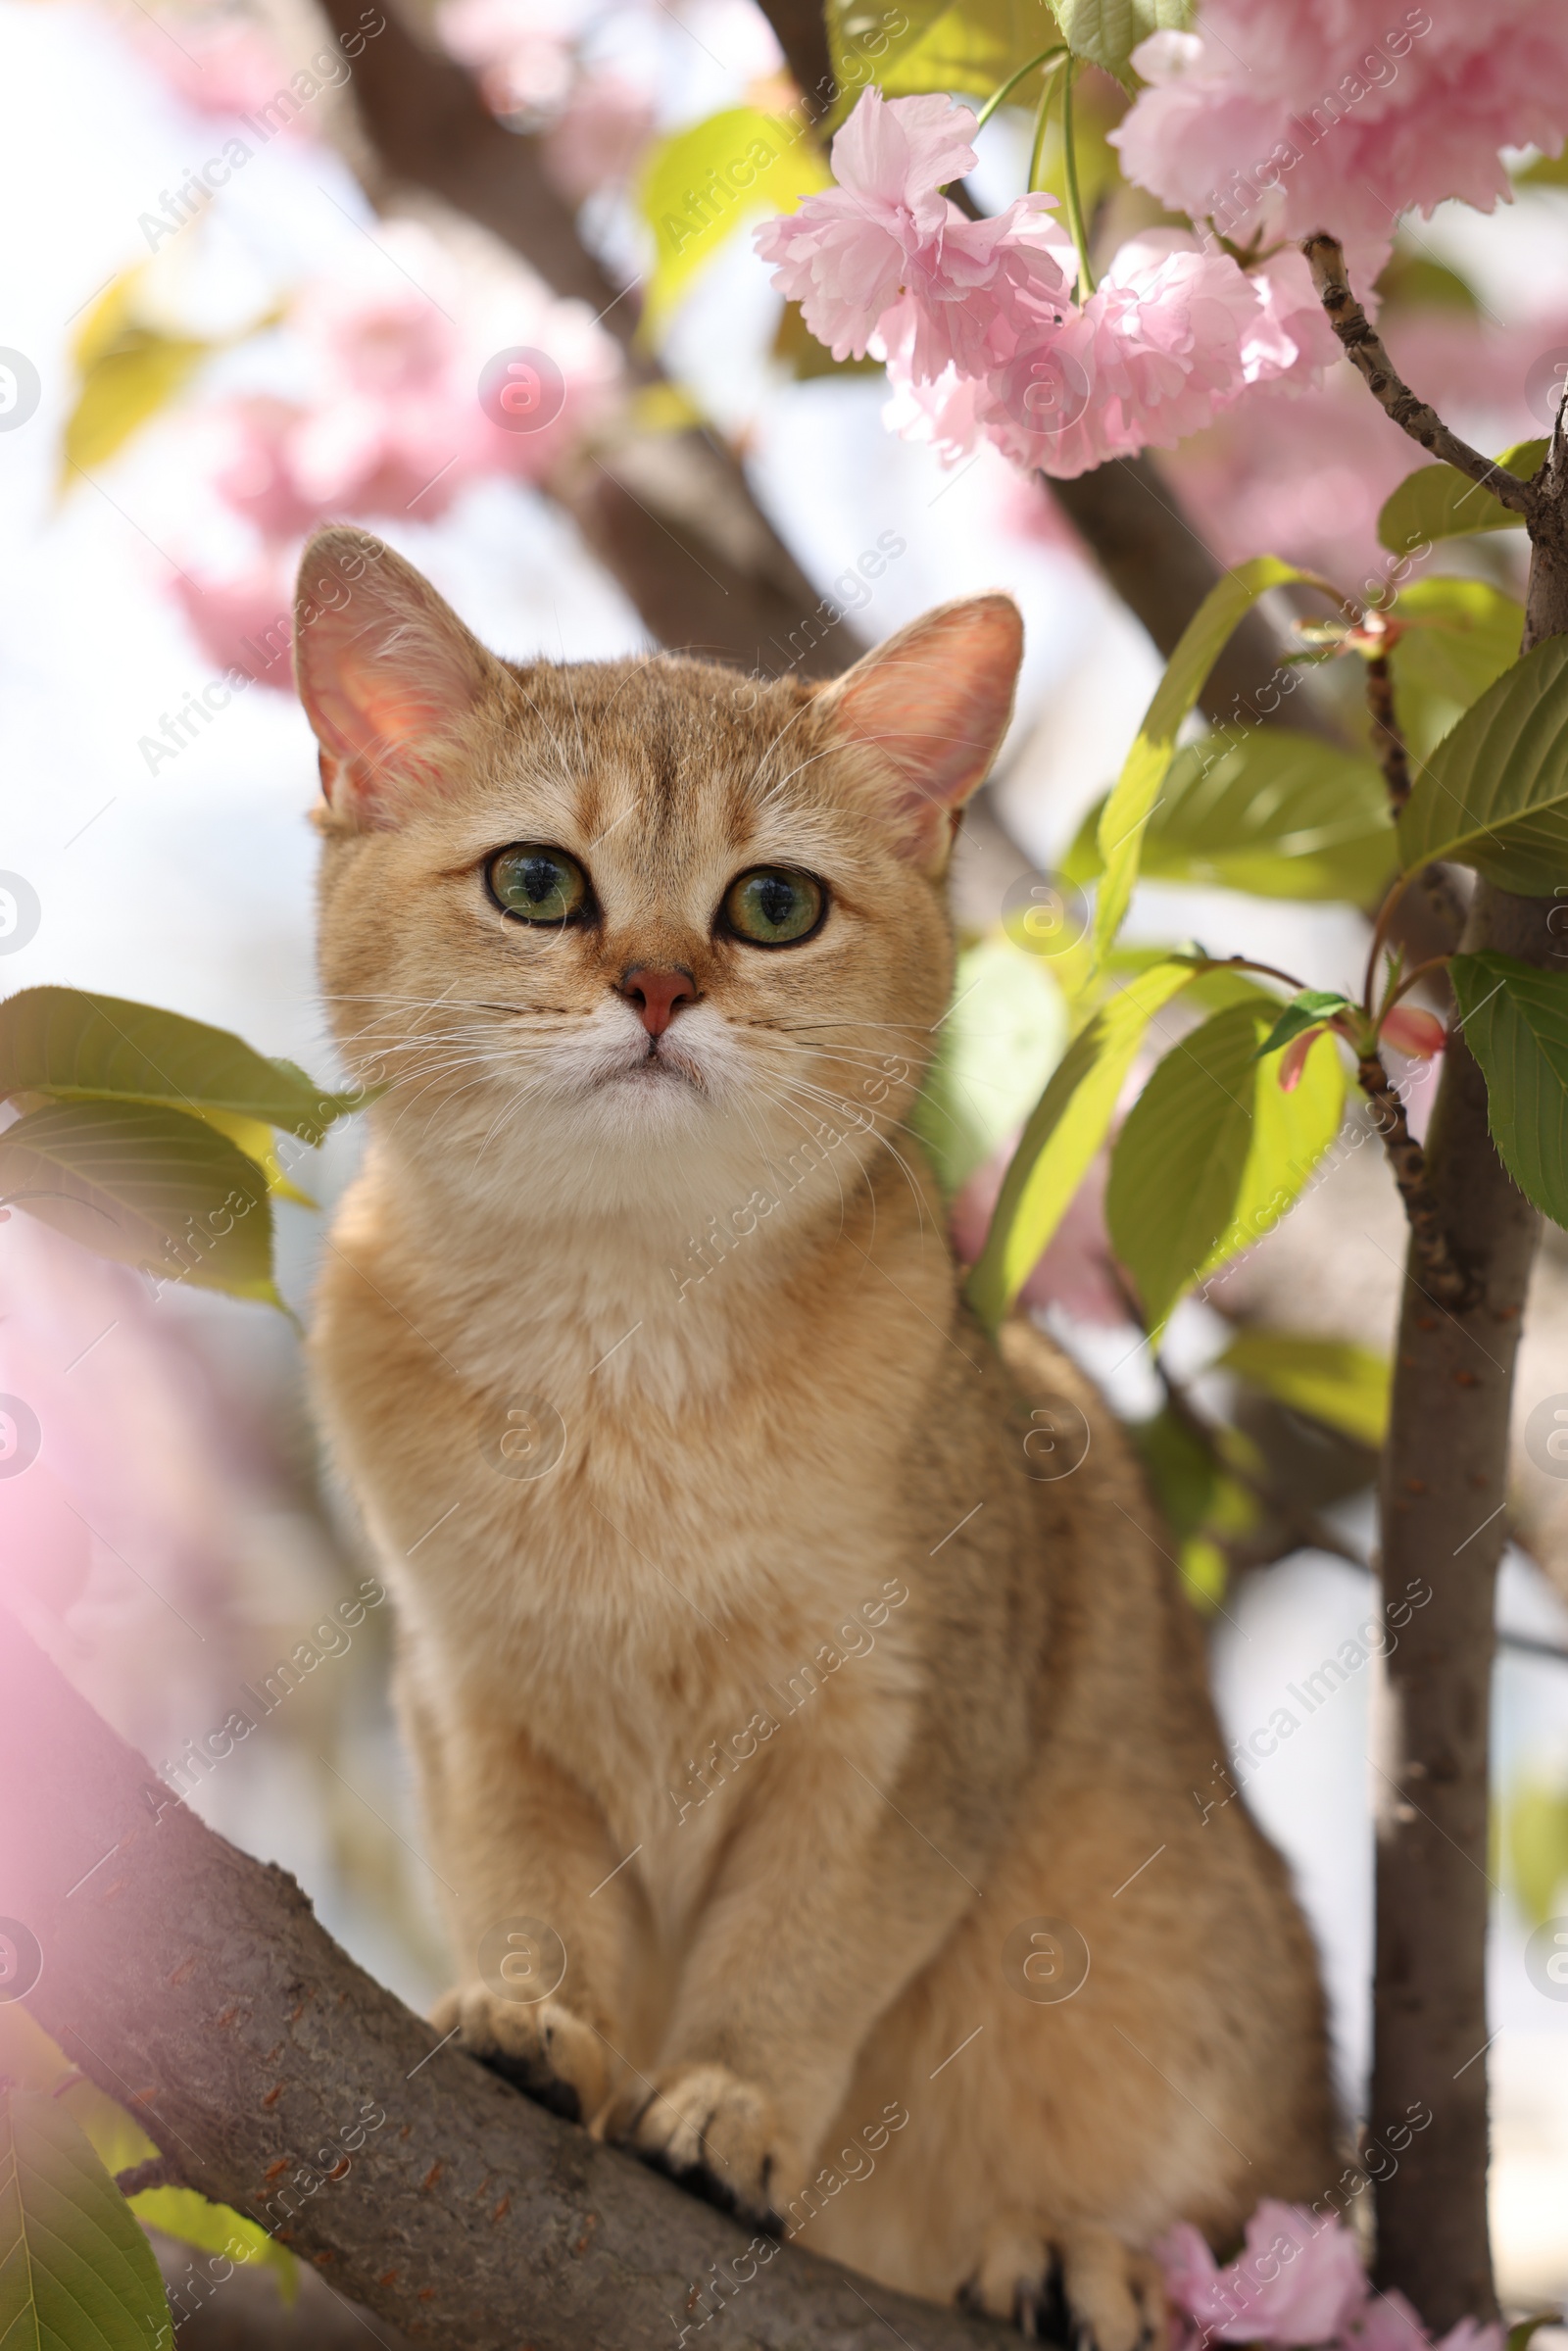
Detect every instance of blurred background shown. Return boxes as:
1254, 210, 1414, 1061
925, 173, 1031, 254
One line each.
3, 0, 1568, 2318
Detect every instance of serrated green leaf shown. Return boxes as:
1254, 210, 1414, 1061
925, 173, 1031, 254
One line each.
967, 958, 1194, 1326
0, 988, 356, 1141
828, 0, 1057, 110
1050, 0, 1188, 76
1376, 439, 1544, 557
0, 2083, 172, 2351
1071, 731, 1395, 905
1450, 952, 1568, 1227
909, 937, 1066, 1194
1106, 1003, 1343, 1335
0, 1101, 279, 1303
640, 109, 831, 323
1397, 635, 1568, 893
1255, 991, 1354, 1059
1093, 558, 1318, 965
1388, 577, 1525, 761
1217, 1330, 1390, 1447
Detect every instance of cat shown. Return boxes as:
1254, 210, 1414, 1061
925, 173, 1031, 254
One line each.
299, 523, 1337, 2346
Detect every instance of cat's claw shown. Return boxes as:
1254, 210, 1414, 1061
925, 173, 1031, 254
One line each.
607, 2061, 800, 2227
960, 2219, 1164, 2351
431, 1984, 608, 2125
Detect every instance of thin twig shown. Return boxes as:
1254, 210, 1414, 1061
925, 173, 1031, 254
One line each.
1355, 1052, 1468, 1307
1302, 235, 1536, 517
115, 2156, 184, 2196
1365, 653, 1411, 812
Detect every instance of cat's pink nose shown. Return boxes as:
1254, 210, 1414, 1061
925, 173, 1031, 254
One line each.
619, 965, 697, 1037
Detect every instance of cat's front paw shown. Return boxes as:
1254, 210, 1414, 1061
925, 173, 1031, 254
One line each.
607, 2062, 803, 2226
432, 1984, 609, 2125
960, 2217, 1165, 2351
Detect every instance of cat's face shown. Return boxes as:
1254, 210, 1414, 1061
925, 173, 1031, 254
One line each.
299, 529, 1022, 1231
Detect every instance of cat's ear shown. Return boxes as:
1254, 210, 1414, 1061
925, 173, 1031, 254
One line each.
819, 596, 1024, 873
293, 526, 503, 824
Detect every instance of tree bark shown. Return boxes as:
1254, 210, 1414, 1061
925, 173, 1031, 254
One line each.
1369, 431, 1568, 2328
0, 1612, 1008, 2351
318, 0, 857, 678
1047, 457, 1337, 734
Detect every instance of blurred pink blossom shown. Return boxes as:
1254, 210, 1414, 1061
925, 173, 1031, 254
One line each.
1157, 2203, 1369, 2346
950, 1147, 1129, 1328
120, 10, 296, 119
541, 73, 656, 201
437, 0, 574, 115
1156, 2201, 1502, 2351
172, 549, 296, 686
1114, 1, 1568, 288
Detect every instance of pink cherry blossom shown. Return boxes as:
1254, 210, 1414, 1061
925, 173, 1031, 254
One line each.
1113, 0, 1568, 291
1157, 2201, 1368, 2346
754, 90, 1073, 370
881, 227, 1333, 480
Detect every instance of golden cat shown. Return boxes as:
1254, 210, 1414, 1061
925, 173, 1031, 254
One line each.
298, 524, 1336, 2344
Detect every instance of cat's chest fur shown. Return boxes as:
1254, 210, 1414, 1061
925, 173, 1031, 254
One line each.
312, 1147, 942, 1869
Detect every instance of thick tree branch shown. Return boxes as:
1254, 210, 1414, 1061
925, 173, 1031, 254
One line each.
1302, 234, 1537, 517
1048, 455, 1340, 732
0, 1612, 1008, 2351
317, 0, 859, 677
1308, 233, 1568, 2327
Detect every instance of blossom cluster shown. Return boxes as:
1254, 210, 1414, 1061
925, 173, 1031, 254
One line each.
1156, 2201, 1501, 2351
755, 89, 1337, 480
174, 223, 619, 686
1115, 0, 1568, 291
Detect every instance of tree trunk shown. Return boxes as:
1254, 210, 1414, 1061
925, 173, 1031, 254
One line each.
1370, 440, 1568, 2327
0, 1611, 1008, 2351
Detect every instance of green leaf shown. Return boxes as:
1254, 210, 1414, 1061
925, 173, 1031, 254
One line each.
0, 1101, 279, 1303
1106, 1002, 1344, 1335
1071, 731, 1395, 905
129, 2190, 296, 2303
0, 2083, 172, 2351
1504, 1782, 1568, 1930
639, 110, 831, 324
1092, 558, 1319, 965
1255, 991, 1354, 1059
64, 271, 211, 485
909, 937, 1066, 1194
828, 0, 1055, 109
1397, 635, 1568, 893
966, 959, 1194, 1326
0, 989, 357, 1141
1376, 439, 1544, 557
1450, 952, 1568, 1227
0, 2012, 295, 2306
1388, 578, 1525, 761
1217, 1330, 1391, 1447
1049, 0, 1189, 77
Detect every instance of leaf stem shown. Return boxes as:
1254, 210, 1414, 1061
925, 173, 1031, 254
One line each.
1362, 868, 1417, 1016
1059, 58, 1095, 298
975, 43, 1066, 131
1381, 956, 1454, 1014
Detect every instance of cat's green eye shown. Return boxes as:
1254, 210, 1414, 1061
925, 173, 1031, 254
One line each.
486, 844, 590, 925
722, 866, 825, 948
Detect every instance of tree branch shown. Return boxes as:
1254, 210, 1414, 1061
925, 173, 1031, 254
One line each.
1353, 1051, 1466, 1307
0, 1611, 1009, 2351
1301, 234, 1537, 517
317, 0, 860, 677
